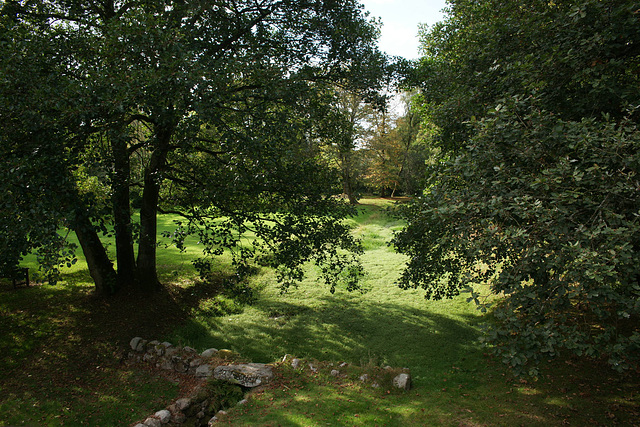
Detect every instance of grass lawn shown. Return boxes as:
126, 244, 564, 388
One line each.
0, 279, 182, 426
0, 198, 638, 426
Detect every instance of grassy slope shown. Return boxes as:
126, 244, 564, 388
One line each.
169, 198, 640, 426
0, 198, 638, 426
0, 280, 183, 426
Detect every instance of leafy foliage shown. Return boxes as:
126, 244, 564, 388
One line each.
412, 0, 640, 150
0, 0, 389, 293
396, 0, 640, 373
198, 379, 245, 414
363, 94, 427, 196
0, 10, 86, 282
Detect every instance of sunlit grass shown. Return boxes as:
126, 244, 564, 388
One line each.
170, 198, 483, 375
3, 197, 638, 426
169, 198, 640, 426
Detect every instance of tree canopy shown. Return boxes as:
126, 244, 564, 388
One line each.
395, 0, 640, 374
0, 0, 389, 294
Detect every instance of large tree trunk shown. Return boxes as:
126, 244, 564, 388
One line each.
73, 209, 118, 295
111, 131, 136, 287
342, 174, 358, 205
136, 120, 173, 292
136, 176, 161, 291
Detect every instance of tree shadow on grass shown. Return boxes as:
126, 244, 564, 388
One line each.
0, 269, 238, 426
173, 291, 640, 426
175, 295, 484, 383
0, 268, 241, 369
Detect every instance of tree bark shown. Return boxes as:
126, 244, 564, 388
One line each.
73, 209, 118, 295
111, 131, 136, 287
340, 151, 358, 205
136, 119, 174, 292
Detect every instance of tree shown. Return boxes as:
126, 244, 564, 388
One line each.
0, 8, 103, 285
363, 93, 425, 197
323, 88, 380, 204
395, 0, 640, 374
0, 0, 388, 294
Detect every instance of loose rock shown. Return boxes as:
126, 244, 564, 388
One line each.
154, 409, 171, 423
172, 356, 189, 373
136, 339, 149, 352
143, 417, 162, 427
164, 347, 179, 358
213, 363, 273, 387
173, 397, 189, 409
201, 348, 219, 358
130, 337, 143, 351
195, 364, 212, 378
393, 373, 411, 390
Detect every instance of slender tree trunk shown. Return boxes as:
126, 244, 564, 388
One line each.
343, 176, 358, 204
136, 184, 160, 291
340, 151, 358, 205
111, 132, 136, 287
136, 120, 173, 292
73, 209, 118, 295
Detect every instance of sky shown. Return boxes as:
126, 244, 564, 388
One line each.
359, 0, 449, 60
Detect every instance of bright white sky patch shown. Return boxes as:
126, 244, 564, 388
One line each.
360, 0, 448, 60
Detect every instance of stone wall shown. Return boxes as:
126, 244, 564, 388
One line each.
127, 337, 411, 426
127, 337, 261, 427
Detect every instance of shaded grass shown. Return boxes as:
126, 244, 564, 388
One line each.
0, 367, 176, 427
0, 279, 187, 426
1, 197, 638, 426
169, 197, 640, 426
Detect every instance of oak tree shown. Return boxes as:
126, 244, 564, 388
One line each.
0, 0, 388, 294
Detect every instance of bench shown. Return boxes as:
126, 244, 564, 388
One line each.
1, 267, 30, 289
